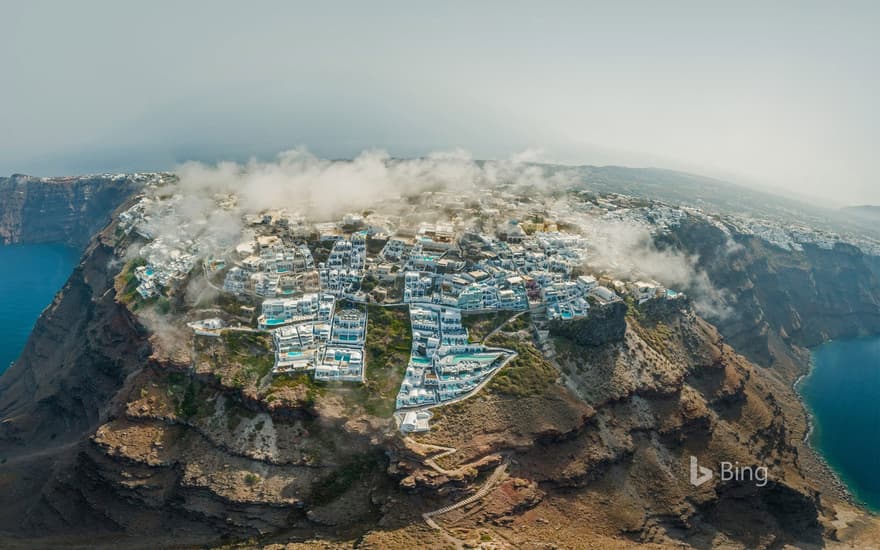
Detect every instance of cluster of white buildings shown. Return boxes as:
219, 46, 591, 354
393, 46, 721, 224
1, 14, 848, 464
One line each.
223, 235, 318, 298
133, 238, 198, 299
271, 306, 367, 382
393, 227, 611, 322
379, 237, 410, 263
542, 275, 597, 320
731, 216, 859, 253
396, 304, 507, 409
118, 181, 720, 440
318, 233, 367, 299
258, 292, 336, 329
403, 269, 531, 312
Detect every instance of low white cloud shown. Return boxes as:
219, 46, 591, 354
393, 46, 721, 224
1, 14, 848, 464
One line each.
573, 217, 734, 319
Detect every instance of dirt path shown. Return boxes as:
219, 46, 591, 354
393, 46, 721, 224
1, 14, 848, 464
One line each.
402, 437, 460, 475
481, 310, 528, 344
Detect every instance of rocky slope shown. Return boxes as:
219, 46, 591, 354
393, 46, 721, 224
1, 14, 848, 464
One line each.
0, 174, 144, 248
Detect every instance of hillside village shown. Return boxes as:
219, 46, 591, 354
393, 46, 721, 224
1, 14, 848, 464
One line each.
113, 181, 764, 432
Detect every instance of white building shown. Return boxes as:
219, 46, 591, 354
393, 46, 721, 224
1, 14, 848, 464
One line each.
258, 293, 335, 329
400, 410, 431, 433
395, 304, 509, 413
314, 347, 364, 382
404, 271, 433, 303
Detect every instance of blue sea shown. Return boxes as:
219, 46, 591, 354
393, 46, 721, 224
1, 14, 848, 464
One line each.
799, 336, 880, 512
0, 244, 79, 375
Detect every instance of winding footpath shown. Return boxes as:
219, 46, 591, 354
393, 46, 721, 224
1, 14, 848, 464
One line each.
411, 312, 527, 544
421, 459, 509, 548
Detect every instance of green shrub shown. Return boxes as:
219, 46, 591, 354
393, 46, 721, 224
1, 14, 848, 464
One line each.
244, 472, 260, 486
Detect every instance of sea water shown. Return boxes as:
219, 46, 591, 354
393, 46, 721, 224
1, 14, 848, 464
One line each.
0, 244, 78, 375
799, 336, 880, 511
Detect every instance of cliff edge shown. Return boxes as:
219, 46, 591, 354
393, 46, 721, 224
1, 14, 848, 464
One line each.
0, 174, 145, 249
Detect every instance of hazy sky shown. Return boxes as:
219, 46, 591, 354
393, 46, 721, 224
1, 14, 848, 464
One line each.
2, 1, 878, 205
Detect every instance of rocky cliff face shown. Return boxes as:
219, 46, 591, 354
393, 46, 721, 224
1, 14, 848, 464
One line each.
548, 300, 627, 346
0, 233, 151, 451
662, 218, 880, 374
0, 174, 142, 248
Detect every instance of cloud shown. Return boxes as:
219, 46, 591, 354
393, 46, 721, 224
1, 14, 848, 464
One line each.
133, 147, 569, 272
136, 147, 732, 320
163, 147, 567, 225
571, 217, 734, 319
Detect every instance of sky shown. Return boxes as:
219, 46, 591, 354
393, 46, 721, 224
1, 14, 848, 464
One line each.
1, 1, 878, 205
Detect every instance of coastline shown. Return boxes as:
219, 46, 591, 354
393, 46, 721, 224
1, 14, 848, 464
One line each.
0, 243, 80, 377
792, 368, 813, 445
792, 349, 871, 513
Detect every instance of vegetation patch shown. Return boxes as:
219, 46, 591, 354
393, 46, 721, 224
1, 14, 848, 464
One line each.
265, 373, 325, 406
339, 305, 411, 417
309, 453, 383, 506
215, 331, 274, 388
462, 311, 520, 342
244, 472, 260, 486
157, 371, 215, 420
116, 257, 148, 306
485, 333, 557, 397
631, 318, 674, 359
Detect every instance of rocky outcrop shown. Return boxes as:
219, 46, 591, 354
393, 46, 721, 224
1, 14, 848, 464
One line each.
636, 294, 690, 324
541, 304, 828, 547
0, 174, 142, 248
548, 300, 627, 346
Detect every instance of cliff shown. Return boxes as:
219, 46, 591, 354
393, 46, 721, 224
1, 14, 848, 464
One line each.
0, 174, 143, 249
547, 299, 627, 346
0, 229, 876, 548
661, 218, 880, 375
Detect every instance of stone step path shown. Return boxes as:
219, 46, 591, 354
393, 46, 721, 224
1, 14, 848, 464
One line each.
424, 461, 508, 518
